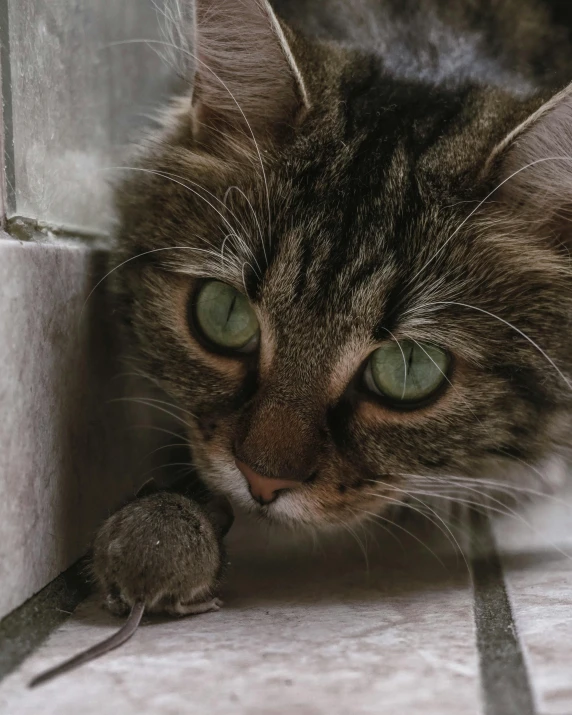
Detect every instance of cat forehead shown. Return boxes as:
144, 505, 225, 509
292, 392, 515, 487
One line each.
260, 234, 399, 328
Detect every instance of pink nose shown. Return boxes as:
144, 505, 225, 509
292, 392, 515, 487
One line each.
236, 460, 301, 505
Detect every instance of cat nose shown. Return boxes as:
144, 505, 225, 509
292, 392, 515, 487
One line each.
236, 460, 301, 505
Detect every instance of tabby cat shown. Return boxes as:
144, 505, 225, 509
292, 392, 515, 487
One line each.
94, 0, 572, 614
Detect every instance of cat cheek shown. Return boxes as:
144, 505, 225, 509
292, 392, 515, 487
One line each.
304, 466, 379, 518
193, 419, 233, 452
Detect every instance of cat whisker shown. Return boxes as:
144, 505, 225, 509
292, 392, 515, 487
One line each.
363, 489, 471, 575
224, 185, 267, 267
409, 488, 572, 562
391, 474, 572, 561
151, 171, 253, 246
241, 262, 251, 295
367, 473, 572, 562
345, 508, 405, 550
396, 471, 571, 507
81, 245, 237, 318
215, 232, 260, 278
108, 368, 167, 392
105, 38, 273, 251
380, 328, 408, 399
404, 300, 572, 390
339, 520, 370, 575
102, 166, 253, 271
134, 461, 194, 485
408, 155, 572, 286
150, 0, 194, 77
400, 477, 544, 510
127, 424, 187, 442
118, 395, 198, 420
223, 231, 262, 276
136, 442, 190, 462
374, 482, 520, 519
353, 509, 448, 569
219, 233, 236, 269
109, 397, 195, 432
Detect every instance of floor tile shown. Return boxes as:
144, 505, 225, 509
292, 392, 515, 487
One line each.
0, 520, 480, 715
494, 487, 572, 715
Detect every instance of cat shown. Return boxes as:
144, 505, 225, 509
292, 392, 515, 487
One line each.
94, 0, 572, 615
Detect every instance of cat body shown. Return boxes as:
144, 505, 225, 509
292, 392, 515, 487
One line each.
96, 0, 572, 612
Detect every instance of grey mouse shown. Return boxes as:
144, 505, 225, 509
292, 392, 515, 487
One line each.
29, 487, 233, 687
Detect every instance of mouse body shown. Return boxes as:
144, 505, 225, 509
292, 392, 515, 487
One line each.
93, 491, 229, 617
30, 490, 233, 686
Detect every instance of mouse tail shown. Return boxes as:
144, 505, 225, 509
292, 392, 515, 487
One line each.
29, 601, 145, 688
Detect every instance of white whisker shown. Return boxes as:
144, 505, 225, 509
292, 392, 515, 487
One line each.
106, 38, 273, 252
346, 509, 405, 550
408, 156, 572, 286
127, 424, 186, 442
380, 328, 408, 399
103, 166, 254, 267
355, 509, 447, 569
109, 396, 195, 431
224, 185, 267, 267
405, 300, 572, 390
81, 244, 235, 318
340, 521, 370, 574
363, 483, 470, 574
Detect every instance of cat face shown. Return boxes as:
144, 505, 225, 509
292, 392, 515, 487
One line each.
114, 0, 572, 528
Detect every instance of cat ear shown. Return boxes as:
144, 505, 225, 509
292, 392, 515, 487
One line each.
190, 0, 309, 142
485, 84, 572, 230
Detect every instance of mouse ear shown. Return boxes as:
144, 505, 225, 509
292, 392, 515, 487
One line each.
484, 83, 572, 242
188, 0, 309, 145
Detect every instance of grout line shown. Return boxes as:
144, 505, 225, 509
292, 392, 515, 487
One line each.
0, 560, 90, 684
470, 510, 537, 715
0, 0, 16, 217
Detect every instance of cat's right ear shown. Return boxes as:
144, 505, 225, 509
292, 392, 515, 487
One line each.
484, 84, 572, 239
184, 0, 309, 146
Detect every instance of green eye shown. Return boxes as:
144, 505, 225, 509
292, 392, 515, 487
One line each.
365, 340, 450, 405
194, 280, 259, 352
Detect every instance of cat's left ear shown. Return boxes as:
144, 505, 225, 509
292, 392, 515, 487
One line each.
189, 0, 310, 144
485, 84, 572, 232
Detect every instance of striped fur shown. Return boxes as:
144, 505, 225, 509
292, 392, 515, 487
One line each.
112, 0, 572, 528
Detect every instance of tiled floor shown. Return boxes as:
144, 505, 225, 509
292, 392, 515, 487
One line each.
495, 496, 572, 715
1, 494, 571, 715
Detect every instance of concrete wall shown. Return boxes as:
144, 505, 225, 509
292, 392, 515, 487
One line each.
0, 0, 179, 618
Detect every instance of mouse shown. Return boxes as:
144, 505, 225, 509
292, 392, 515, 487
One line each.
29, 488, 233, 687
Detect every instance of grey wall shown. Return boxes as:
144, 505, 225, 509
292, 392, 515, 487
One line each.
5, 0, 175, 231
0, 0, 182, 618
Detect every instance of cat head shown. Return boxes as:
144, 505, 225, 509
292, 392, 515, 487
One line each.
114, 0, 572, 528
